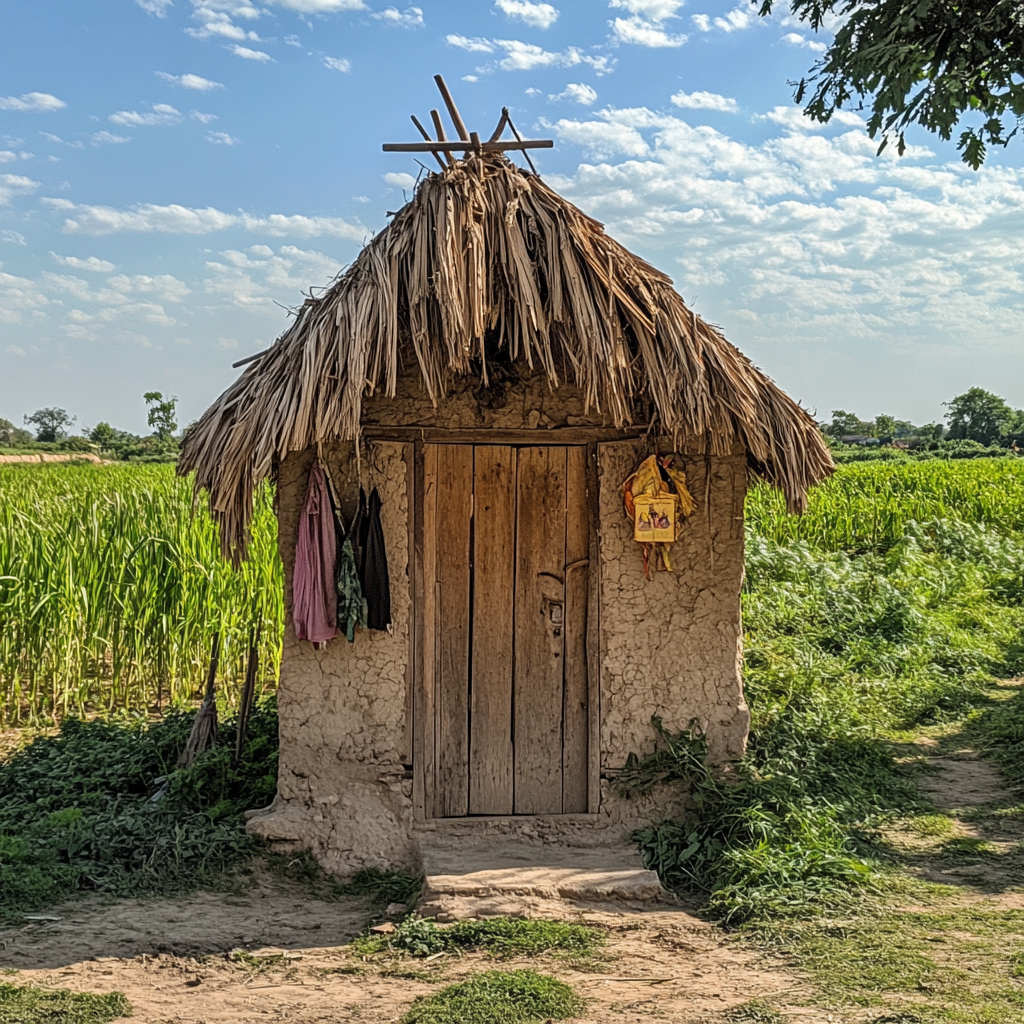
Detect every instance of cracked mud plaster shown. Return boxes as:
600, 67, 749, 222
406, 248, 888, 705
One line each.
247, 440, 419, 876
597, 441, 750, 770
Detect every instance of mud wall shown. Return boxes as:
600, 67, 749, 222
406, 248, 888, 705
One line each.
248, 376, 749, 876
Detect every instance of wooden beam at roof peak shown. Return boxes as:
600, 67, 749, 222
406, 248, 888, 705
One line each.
433, 74, 470, 141
383, 140, 553, 153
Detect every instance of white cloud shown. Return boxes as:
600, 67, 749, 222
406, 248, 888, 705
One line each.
495, 0, 559, 30
0, 93, 66, 113
671, 90, 738, 113
206, 130, 239, 144
494, 39, 616, 73
5, 344, 26, 356
91, 131, 131, 145
0, 174, 40, 206
691, 3, 757, 32
372, 6, 424, 27
186, 2, 262, 41
45, 199, 368, 240
270, 0, 367, 10
550, 83, 598, 105
446, 35, 495, 53
463, 75, 480, 82
109, 104, 182, 127
611, 16, 686, 46
202, 243, 344, 311
156, 71, 225, 90
545, 106, 1024, 348
231, 45, 274, 60
51, 253, 117, 272
782, 31, 827, 52
190, 110, 218, 123
761, 105, 866, 132
608, 0, 683, 16
136, 0, 174, 14
609, 0, 686, 46
0, 152, 16, 163
322, 56, 352, 71
384, 171, 416, 188
284, 34, 303, 45
1, 230, 26, 245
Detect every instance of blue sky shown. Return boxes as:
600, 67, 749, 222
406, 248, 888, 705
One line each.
2, 0, 1023, 434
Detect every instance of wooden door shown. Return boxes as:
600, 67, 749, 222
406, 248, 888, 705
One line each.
422, 444, 589, 816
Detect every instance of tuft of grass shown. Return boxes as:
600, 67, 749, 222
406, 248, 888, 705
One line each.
354, 916, 602, 960
334, 867, 422, 907
725, 1000, 783, 1023
0, 699, 278, 920
0, 982, 130, 1024
399, 970, 584, 1024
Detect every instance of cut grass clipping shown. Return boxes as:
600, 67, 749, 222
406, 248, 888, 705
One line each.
399, 970, 584, 1024
356, 916, 602, 959
0, 983, 130, 1024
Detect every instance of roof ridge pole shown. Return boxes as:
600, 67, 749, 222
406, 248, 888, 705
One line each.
434, 74, 470, 141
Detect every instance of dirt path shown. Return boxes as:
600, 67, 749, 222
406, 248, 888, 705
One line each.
0, 874, 800, 1023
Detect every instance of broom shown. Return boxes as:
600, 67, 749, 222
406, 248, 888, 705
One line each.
178, 632, 220, 768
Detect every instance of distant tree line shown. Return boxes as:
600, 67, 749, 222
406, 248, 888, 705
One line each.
0, 393, 182, 462
819, 388, 1024, 462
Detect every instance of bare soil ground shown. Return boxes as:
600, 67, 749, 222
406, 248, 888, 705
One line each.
0, 878, 799, 1023
2, 730, 1022, 1024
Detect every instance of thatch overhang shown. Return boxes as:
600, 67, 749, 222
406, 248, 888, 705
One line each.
179, 152, 833, 562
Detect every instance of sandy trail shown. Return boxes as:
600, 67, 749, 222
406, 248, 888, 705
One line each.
0, 877, 799, 1023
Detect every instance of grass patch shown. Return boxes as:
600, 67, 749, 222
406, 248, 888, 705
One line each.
0, 700, 278, 921
334, 867, 421, 907
399, 970, 584, 1024
355, 916, 603, 959
754, 906, 1024, 1023
725, 1000, 784, 1023
0, 982, 130, 1024
619, 466, 1024, 923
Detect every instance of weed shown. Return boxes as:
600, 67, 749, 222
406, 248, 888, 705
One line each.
907, 814, 956, 837
0, 699, 278, 920
0, 982, 130, 1024
355, 916, 603, 960
399, 970, 584, 1024
725, 1000, 783, 1023
334, 867, 422, 907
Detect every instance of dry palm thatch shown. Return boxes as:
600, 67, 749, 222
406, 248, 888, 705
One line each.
179, 153, 833, 563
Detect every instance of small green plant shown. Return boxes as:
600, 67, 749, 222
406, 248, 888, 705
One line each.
0, 982, 130, 1024
355, 916, 603, 960
726, 1000, 784, 1023
399, 970, 584, 1024
0, 700, 279, 920
335, 867, 422, 907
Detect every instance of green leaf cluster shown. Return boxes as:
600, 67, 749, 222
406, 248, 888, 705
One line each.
0, 698, 278, 920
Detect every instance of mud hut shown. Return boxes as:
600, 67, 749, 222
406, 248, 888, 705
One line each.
179, 82, 833, 878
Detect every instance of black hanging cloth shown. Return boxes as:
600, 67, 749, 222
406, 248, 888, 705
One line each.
350, 486, 391, 631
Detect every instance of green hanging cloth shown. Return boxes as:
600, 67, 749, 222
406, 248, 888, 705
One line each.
336, 535, 366, 643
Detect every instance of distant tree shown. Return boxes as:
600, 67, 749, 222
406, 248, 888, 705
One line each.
821, 409, 874, 438
89, 422, 124, 450
944, 388, 1018, 445
873, 413, 897, 438
24, 407, 74, 443
144, 392, 178, 444
0, 417, 33, 447
756, 0, 1024, 168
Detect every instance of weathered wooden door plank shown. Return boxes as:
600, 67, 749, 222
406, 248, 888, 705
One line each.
513, 446, 567, 814
469, 446, 516, 815
562, 445, 590, 813
434, 444, 473, 817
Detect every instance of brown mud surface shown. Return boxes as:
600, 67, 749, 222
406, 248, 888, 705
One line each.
1, 880, 799, 1023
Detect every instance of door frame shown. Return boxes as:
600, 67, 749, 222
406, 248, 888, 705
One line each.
409, 433, 602, 820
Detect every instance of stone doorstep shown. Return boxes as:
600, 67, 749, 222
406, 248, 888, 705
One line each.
418, 841, 667, 906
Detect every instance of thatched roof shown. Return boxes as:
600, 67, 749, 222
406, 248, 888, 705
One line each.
179, 152, 833, 562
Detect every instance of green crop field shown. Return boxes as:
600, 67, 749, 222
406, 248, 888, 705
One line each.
0, 462, 282, 724
3, 457, 1024, 726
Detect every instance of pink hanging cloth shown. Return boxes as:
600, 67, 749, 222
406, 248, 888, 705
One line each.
292, 463, 338, 643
